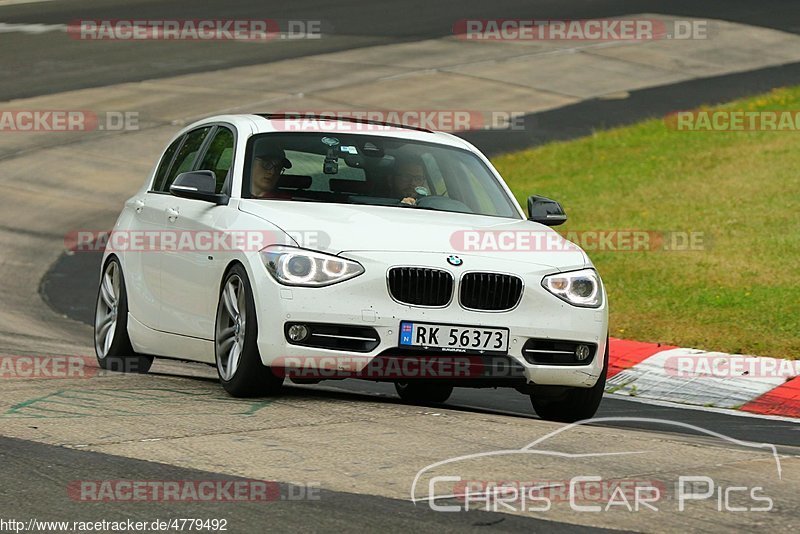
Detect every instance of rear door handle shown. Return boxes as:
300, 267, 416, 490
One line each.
133, 199, 145, 214
167, 207, 179, 222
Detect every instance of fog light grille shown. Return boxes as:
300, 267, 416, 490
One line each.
521, 339, 597, 365
284, 323, 380, 352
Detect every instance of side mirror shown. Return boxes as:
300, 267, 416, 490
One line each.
527, 195, 567, 226
170, 171, 228, 205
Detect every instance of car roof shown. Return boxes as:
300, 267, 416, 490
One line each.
178, 114, 475, 151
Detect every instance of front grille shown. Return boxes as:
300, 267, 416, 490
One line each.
459, 272, 523, 311
387, 267, 453, 307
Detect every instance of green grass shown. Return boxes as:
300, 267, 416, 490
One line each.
494, 86, 800, 358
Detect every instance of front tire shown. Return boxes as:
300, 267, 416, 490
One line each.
94, 257, 153, 374
215, 264, 283, 397
530, 338, 608, 423
395, 381, 453, 404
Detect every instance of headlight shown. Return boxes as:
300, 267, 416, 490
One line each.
542, 268, 603, 308
260, 246, 364, 287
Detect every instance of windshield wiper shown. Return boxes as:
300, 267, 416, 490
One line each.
399, 204, 440, 211
286, 197, 326, 203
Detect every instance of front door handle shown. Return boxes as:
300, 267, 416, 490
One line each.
167, 207, 179, 222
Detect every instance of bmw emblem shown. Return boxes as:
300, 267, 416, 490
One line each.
447, 255, 463, 267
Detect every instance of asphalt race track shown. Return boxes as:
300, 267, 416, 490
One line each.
3, 436, 606, 533
2, 1, 800, 532
2, 0, 800, 101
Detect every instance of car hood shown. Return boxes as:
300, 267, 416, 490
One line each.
238, 200, 587, 270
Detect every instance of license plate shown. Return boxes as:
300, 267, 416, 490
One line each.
399, 321, 509, 355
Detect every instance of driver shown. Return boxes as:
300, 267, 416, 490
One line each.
251, 146, 292, 199
389, 157, 428, 205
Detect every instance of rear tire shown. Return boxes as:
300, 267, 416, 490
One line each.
215, 264, 283, 397
94, 257, 153, 374
395, 381, 453, 404
530, 338, 608, 423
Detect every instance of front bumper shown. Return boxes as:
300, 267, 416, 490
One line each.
249, 251, 608, 388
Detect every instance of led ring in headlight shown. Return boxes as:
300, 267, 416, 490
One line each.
261, 246, 364, 287
542, 268, 603, 308
322, 258, 345, 277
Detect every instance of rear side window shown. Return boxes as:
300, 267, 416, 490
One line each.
198, 127, 235, 193
157, 127, 212, 192
152, 136, 183, 191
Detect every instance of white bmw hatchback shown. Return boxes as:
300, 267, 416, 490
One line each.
94, 114, 609, 422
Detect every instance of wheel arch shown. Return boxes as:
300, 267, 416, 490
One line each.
219, 258, 249, 293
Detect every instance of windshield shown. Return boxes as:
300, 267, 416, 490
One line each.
243, 132, 521, 219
